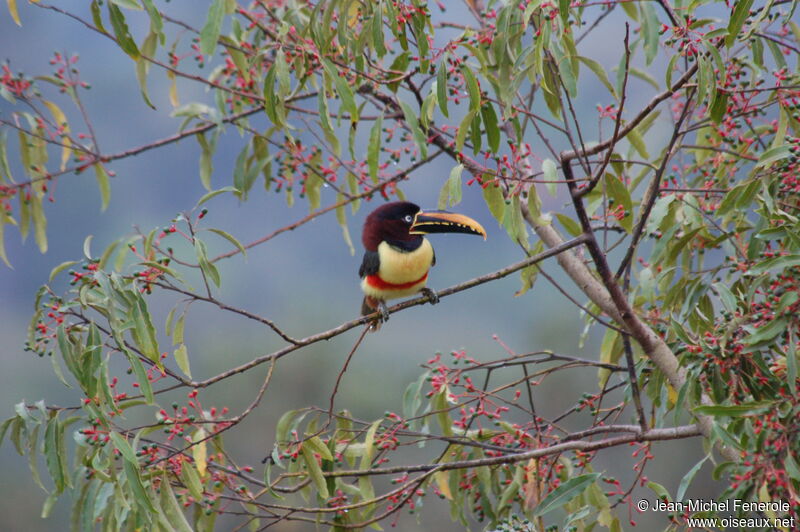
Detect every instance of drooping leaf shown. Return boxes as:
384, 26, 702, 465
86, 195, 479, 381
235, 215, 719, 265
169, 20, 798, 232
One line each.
107, 2, 140, 59
438, 164, 463, 209
726, 0, 756, 48
542, 158, 558, 197
399, 100, 427, 159
93, 163, 112, 211
482, 181, 505, 224
301, 445, 329, 499
367, 113, 383, 183
199, 0, 225, 56
174, 344, 190, 377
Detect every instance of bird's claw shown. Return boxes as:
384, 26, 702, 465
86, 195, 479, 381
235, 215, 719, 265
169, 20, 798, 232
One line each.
378, 300, 390, 322
421, 287, 439, 305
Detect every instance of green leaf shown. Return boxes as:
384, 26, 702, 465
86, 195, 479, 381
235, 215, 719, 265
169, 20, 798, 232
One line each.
107, 2, 140, 59
118, 340, 154, 403
30, 195, 47, 253
502, 195, 528, 246
741, 317, 787, 346
627, 127, 649, 159
432, 390, 453, 436
438, 164, 463, 209
180, 461, 204, 502
136, 30, 157, 109
159, 474, 193, 532
123, 450, 156, 514
754, 145, 791, 170
304, 436, 333, 462
542, 158, 558, 197
367, 113, 384, 183
370, 6, 386, 58
785, 450, 800, 481
402, 373, 427, 421
693, 401, 776, 416
481, 102, 500, 153
726, 0, 755, 48
317, 90, 340, 156
676, 455, 708, 502
197, 186, 239, 207
647, 480, 671, 501
41, 492, 58, 519
578, 56, 617, 98
322, 59, 358, 123
207, 228, 246, 257
555, 212, 582, 237
174, 344, 191, 377
709, 89, 728, 124
460, 64, 481, 112
111, 0, 142, 8
131, 293, 160, 362
109, 430, 138, 463
640, 1, 660, 65
262, 66, 285, 127
713, 282, 738, 314
301, 445, 329, 499
49, 260, 78, 282
787, 332, 798, 398
44, 416, 69, 493
275, 409, 306, 443
196, 132, 214, 191
399, 100, 427, 159
335, 194, 355, 255
195, 239, 221, 287
533, 473, 601, 517
437, 59, 449, 117
455, 109, 477, 154
604, 174, 632, 232
27, 424, 45, 493
497, 466, 523, 510
93, 163, 112, 211
305, 172, 323, 212
199, 0, 225, 56
516, 241, 544, 297
482, 181, 505, 224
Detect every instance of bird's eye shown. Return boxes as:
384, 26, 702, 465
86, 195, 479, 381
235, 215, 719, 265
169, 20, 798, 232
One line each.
403, 214, 414, 224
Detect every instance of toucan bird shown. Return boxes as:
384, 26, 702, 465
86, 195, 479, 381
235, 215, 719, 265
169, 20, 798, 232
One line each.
359, 201, 486, 325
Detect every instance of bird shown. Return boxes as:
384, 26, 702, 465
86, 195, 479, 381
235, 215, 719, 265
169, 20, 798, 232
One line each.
359, 201, 486, 327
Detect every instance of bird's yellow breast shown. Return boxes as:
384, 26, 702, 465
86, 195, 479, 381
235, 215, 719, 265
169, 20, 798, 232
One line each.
361, 239, 434, 300
377, 239, 433, 283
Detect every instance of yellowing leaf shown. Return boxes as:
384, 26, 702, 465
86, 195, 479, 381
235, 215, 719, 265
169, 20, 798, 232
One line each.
93, 163, 111, 211
193, 428, 208, 478
434, 470, 452, 499
174, 344, 191, 377
167, 70, 179, 107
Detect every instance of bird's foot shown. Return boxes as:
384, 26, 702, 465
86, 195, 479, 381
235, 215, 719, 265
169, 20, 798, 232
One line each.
362, 296, 388, 331
378, 300, 391, 322
421, 287, 439, 305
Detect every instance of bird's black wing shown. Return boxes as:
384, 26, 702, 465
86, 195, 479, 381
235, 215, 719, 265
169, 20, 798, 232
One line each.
359, 251, 380, 278
431, 248, 436, 267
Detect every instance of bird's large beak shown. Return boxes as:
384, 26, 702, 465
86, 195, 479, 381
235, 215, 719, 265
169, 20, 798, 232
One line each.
410, 210, 487, 239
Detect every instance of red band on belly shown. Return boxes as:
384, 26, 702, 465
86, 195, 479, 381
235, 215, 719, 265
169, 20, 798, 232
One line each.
366, 271, 428, 290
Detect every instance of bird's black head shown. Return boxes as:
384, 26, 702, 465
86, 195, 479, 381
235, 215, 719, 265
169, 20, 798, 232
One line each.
361, 201, 486, 251
361, 202, 422, 251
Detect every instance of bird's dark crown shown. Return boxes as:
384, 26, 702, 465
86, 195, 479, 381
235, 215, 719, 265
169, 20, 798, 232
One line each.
361, 202, 423, 251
